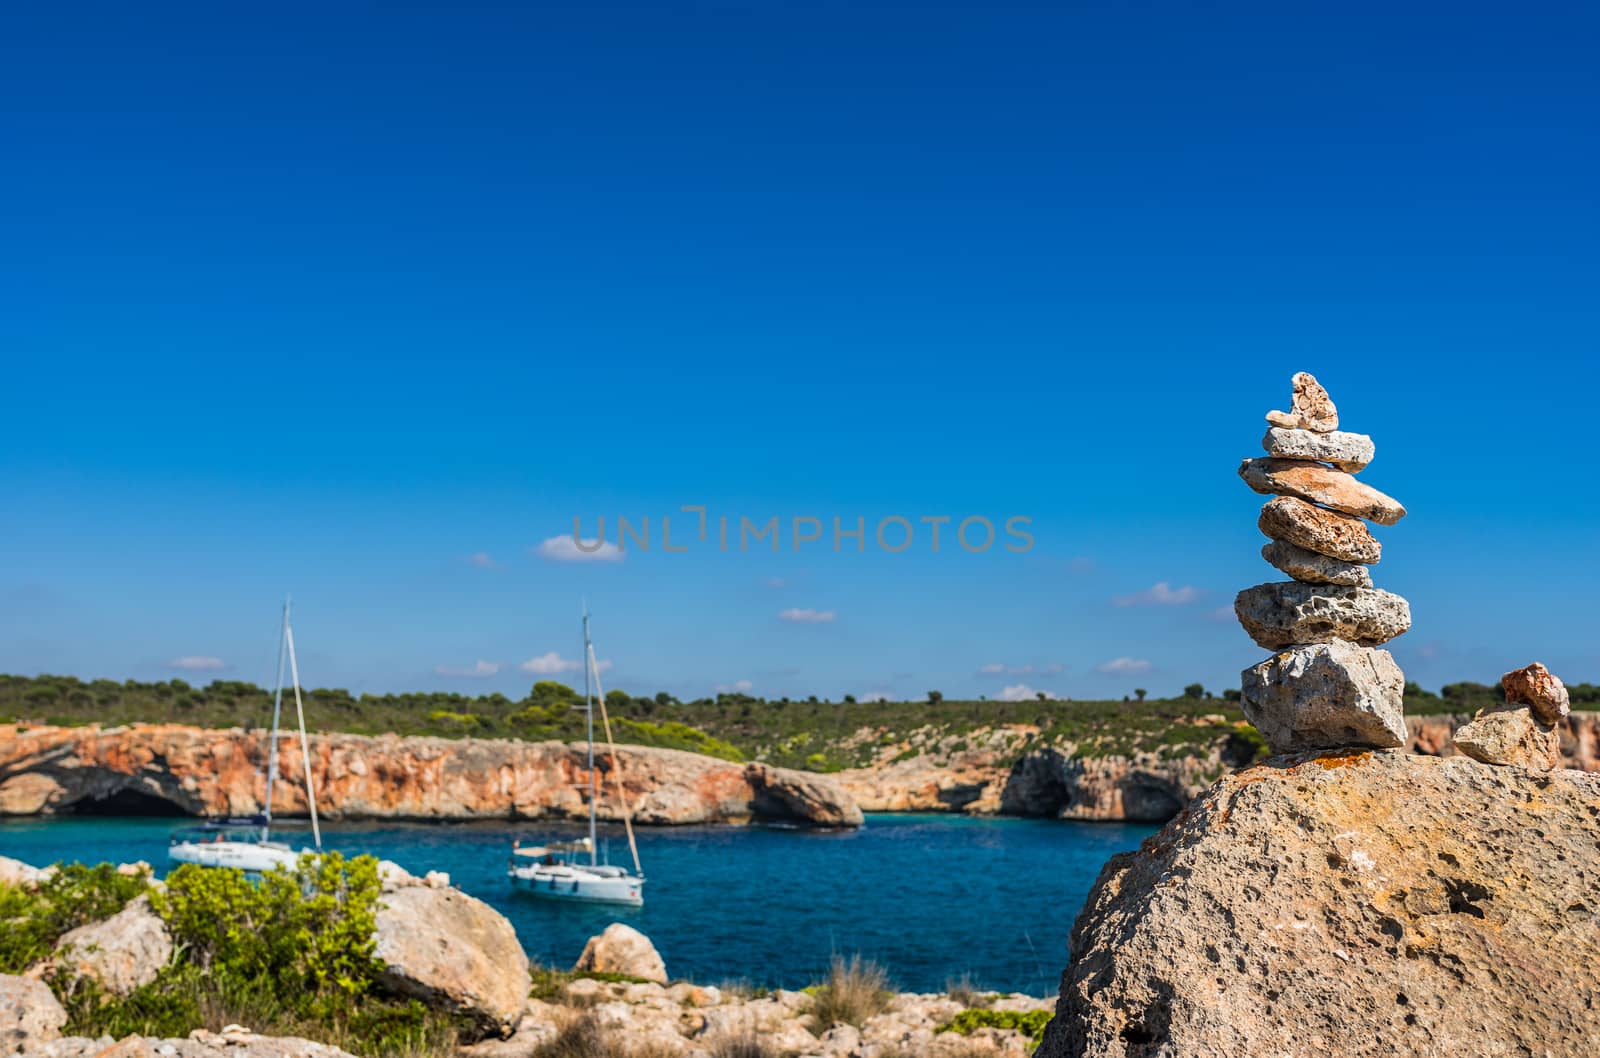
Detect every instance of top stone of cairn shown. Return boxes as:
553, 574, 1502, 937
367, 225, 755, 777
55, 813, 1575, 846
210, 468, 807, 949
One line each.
1265, 371, 1338, 433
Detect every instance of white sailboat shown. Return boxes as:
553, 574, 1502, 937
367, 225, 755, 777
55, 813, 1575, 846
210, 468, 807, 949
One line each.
169, 597, 323, 873
509, 611, 644, 906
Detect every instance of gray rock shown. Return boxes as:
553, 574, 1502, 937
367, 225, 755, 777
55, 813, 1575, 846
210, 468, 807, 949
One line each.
20, 1032, 361, 1058
1258, 496, 1381, 564
1036, 752, 1600, 1058
52, 895, 171, 996
1261, 427, 1374, 472
1453, 704, 1560, 770
1240, 641, 1406, 752
0, 975, 66, 1055
1235, 581, 1411, 649
1261, 538, 1372, 587
572, 923, 667, 985
1239, 458, 1407, 525
373, 885, 531, 1036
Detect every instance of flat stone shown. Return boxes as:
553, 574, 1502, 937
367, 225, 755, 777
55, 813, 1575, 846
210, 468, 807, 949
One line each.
1235, 581, 1411, 649
1239, 641, 1405, 752
1261, 427, 1374, 472
1239, 458, 1406, 525
1257, 497, 1381, 564
1263, 371, 1339, 432
1501, 662, 1570, 725
1261, 539, 1372, 587
1454, 704, 1560, 770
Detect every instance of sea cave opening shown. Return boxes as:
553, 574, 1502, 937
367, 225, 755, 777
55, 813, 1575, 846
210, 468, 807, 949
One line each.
67, 787, 189, 817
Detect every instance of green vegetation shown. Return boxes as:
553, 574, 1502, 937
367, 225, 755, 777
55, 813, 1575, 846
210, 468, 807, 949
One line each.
0, 863, 150, 974
940, 1008, 1053, 1047
41, 853, 465, 1058
810, 954, 892, 1029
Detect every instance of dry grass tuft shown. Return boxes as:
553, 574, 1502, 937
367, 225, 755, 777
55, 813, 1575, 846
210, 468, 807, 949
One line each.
810, 954, 892, 1029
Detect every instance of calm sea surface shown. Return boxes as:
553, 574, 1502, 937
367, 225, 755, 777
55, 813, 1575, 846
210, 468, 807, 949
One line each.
0, 813, 1154, 995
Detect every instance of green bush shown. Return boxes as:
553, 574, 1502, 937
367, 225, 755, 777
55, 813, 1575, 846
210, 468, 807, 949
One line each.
0, 863, 149, 974
940, 1008, 1053, 1046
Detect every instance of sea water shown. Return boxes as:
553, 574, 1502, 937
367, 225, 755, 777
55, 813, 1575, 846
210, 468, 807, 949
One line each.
0, 813, 1154, 995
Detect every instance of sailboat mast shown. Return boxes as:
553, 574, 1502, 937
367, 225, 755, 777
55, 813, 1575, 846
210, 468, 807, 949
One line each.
285, 616, 322, 851
583, 609, 597, 866
262, 597, 290, 839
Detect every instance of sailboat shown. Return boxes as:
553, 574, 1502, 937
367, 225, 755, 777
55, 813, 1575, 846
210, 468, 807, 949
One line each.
508, 611, 644, 905
169, 597, 323, 872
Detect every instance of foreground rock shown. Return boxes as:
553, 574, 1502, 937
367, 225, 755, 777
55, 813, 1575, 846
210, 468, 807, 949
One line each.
373, 883, 530, 1035
51, 894, 172, 996
1241, 641, 1406, 752
1235, 582, 1412, 649
0, 725, 861, 828
1502, 661, 1571, 724
1261, 427, 1373, 471
1257, 496, 1382, 564
20, 1031, 359, 1058
0, 857, 49, 889
1239, 458, 1407, 525
1260, 538, 1372, 587
1453, 705, 1560, 770
573, 923, 668, 984
1039, 751, 1600, 1058
1, 975, 66, 1055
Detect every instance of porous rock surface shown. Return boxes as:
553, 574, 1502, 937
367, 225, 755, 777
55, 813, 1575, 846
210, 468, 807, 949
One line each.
1257, 496, 1382, 564
1264, 371, 1340, 432
1241, 641, 1406, 752
1038, 751, 1600, 1058
1262, 427, 1374, 471
51, 894, 172, 996
1502, 662, 1571, 725
1239, 458, 1407, 525
573, 922, 669, 984
1260, 538, 1373, 587
1, 975, 66, 1055
1453, 704, 1560, 771
373, 884, 531, 1035
1235, 582, 1412, 649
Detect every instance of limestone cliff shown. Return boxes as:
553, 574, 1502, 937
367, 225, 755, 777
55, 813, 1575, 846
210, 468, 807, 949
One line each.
0, 724, 862, 827
1038, 750, 1600, 1057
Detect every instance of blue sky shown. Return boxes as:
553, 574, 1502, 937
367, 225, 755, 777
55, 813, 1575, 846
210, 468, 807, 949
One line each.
3, 2, 1597, 703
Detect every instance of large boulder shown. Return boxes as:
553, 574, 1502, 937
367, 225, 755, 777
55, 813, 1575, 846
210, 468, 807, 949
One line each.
0, 975, 66, 1054
52, 894, 171, 995
573, 923, 668, 984
1038, 750, 1600, 1058
373, 885, 530, 1036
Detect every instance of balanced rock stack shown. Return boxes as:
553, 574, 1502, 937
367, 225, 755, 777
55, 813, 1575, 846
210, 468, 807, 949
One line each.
1235, 372, 1412, 753
1453, 661, 1569, 770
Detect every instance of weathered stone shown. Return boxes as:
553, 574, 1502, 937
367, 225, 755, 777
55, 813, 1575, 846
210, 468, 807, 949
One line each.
1240, 641, 1405, 752
1261, 427, 1374, 471
1258, 496, 1381, 564
1261, 538, 1372, 587
573, 923, 667, 984
1, 974, 66, 1054
21, 1032, 361, 1058
1235, 581, 1411, 649
1240, 458, 1406, 525
0, 857, 49, 889
1263, 371, 1339, 432
1037, 752, 1600, 1058
1501, 661, 1570, 725
1453, 704, 1560, 770
373, 885, 530, 1035
52, 894, 171, 996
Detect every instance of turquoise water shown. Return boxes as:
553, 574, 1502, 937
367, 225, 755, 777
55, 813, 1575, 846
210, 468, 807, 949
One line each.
0, 813, 1154, 995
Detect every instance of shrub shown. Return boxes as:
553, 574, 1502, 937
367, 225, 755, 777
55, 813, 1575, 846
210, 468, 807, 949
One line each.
940, 1008, 1052, 1047
0, 863, 149, 974
810, 954, 891, 1029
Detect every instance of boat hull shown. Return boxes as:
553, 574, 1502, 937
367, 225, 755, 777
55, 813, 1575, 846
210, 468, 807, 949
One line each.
508, 866, 644, 906
169, 839, 306, 873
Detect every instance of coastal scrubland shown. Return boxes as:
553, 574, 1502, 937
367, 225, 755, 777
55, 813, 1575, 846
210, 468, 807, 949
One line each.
5, 673, 1578, 773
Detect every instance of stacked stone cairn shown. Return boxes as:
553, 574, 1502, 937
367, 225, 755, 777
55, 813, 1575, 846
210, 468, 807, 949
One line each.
1235, 372, 1413, 753
1453, 661, 1569, 770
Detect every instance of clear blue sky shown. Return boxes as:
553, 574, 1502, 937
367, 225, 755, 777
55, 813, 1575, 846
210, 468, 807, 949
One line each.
3, 2, 1596, 704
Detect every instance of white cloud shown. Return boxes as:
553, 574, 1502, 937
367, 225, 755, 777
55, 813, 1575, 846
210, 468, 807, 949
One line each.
998, 683, 1056, 701
1113, 582, 1200, 607
464, 551, 502, 570
714, 679, 755, 693
779, 608, 836, 624
533, 536, 623, 563
1096, 657, 1153, 676
519, 652, 612, 676
764, 577, 788, 589
435, 660, 501, 678
1041, 663, 1067, 675
168, 656, 226, 672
